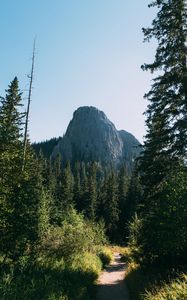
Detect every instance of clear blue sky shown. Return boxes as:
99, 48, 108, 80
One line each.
0, 0, 156, 143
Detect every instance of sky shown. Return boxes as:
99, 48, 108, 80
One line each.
0, 0, 157, 143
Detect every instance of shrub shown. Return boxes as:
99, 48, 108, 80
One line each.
120, 247, 132, 263
40, 208, 106, 262
127, 214, 143, 263
98, 247, 113, 267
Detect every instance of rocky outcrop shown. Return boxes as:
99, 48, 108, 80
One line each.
52, 106, 141, 168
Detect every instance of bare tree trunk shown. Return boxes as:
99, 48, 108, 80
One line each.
22, 40, 36, 171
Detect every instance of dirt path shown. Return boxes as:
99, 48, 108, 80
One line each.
96, 253, 130, 300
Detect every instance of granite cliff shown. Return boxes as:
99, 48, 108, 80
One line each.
52, 106, 141, 169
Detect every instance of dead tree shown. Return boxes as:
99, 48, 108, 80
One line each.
22, 40, 36, 171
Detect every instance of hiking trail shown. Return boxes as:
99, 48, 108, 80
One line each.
96, 252, 130, 300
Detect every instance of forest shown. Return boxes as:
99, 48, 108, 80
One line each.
0, 0, 187, 300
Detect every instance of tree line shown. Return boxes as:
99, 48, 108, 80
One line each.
33, 151, 142, 244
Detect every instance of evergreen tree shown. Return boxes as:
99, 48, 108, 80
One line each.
73, 162, 82, 212
79, 162, 89, 213
61, 161, 74, 211
0, 77, 24, 187
0, 78, 39, 261
135, 0, 187, 266
140, 0, 187, 196
86, 162, 98, 220
140, 163, 187, 266
102, 169, 120, 242
36, 153, 52, 236
117, 166, 130, 241
0, 78, 24, 259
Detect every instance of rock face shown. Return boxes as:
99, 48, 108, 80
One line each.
52, 106, 140, 169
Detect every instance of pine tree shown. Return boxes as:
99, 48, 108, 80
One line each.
0, 78, 24, 259
140, 163, 187, 265
61, 161, 74, 211
117, 166, 130, 241
86, 162, 98, 220
140, 0, 187, 196
0, 77, 24, 185
79, 162, 89, 213
0, 78, 39, 261
135, 0, 187, 265
73, 162, 82, 212
36, 152, 52, 236
102, 169, 120, 242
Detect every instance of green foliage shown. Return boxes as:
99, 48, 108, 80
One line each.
139, 164, 187, 266
32, 137, 62, 158
0, 78, 39, 261
70, 252, 102, 278
38, 189, 51, 235
99, 169, 120, 242
144, 274, 187, 300
0, 257, 97, 300
85, 162, 98, 220
126, 262, 187, 300
120, 247, 132, 263
60, 162, 74, 210
140, 0, 187, 191
139, 0, 187, 192
134, 0, 187, 270
0, 207, 106, 300
125, 262, 147, 300
125, 254, 187, 300
97, 247, 113, 267
127, 214, 143, 263
40, 208, 106, 263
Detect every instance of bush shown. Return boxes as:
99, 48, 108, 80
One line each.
127, 214, 143, 264
120, 247, 132, 263
40, 208, 106, 262
98, 247, 113, 267
0, 208, 107, 300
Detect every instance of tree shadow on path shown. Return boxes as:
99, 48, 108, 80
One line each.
95, 253, 130, 300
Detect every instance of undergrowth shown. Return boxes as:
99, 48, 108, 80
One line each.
144, 274, 187, 300
124, 247, 187, 300
97, 247, 113, 268
0, 208, 107, 300
0, 255, 97, 300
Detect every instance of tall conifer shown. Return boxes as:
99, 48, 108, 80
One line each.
136, 0, 187, 265
140, 0, 187, 196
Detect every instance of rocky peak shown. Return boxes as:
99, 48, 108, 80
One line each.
52, 106, 140, 169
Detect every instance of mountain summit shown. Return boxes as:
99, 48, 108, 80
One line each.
52, 106, 140, 169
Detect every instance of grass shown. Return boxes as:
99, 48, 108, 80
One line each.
144, 274, 187, 300
123, 247, 187, 300
97, 247, 113, 268
0, 251, 101, 300
70, 252, 102, 277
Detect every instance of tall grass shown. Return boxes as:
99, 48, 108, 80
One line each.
97, 247, 113, 268
144, 274, 187, 300
124, 247, 187, 300
0, 256, 98, 300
